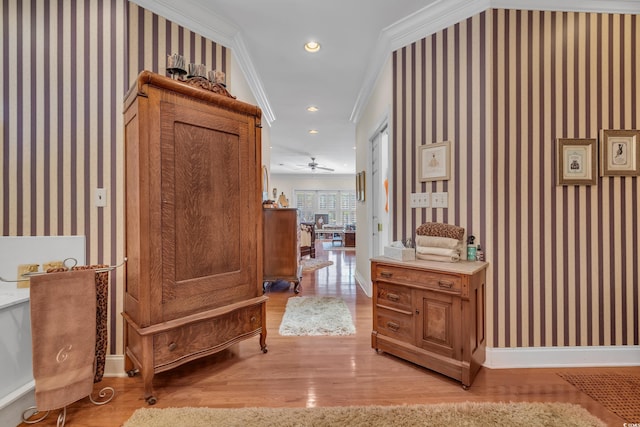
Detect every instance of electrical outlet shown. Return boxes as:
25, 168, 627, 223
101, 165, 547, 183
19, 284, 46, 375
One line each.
431, 192, 448, 208
95, 188, 107, 207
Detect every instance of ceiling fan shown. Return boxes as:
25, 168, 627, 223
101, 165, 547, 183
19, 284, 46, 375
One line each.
299, 157, 334, 172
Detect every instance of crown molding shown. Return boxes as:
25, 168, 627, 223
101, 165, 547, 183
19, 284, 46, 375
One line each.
231, 33, 276, 125
129, 0, 275, 125
349, 0, 490, 124
132, 0, 637, 128
350, 0, 640, 124
130, 0, 237, 46
491, 0, 640, 14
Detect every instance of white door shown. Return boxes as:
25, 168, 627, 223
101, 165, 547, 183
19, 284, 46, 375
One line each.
371, 123, 390, 258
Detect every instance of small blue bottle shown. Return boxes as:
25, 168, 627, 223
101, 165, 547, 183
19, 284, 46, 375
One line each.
467, 235, 476, 261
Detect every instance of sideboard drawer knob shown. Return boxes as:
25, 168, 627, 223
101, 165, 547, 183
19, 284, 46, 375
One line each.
168, 342, 177, 351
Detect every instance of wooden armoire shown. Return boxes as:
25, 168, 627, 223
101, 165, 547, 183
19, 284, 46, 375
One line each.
122, 71, 267, 405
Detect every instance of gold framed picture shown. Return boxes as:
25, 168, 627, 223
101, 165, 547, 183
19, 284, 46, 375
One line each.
556, 138, 597, 186
600, 129, 640, 176
418, 141, 450, 182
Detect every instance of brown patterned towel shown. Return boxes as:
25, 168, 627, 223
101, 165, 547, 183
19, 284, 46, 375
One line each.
416, 222, 465, 240
30, 270, 96, 411
73, 264, 109, 383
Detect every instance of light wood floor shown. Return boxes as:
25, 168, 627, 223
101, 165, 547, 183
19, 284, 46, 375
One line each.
21, 242, 636, 426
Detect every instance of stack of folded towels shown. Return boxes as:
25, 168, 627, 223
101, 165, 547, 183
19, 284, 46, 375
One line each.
415, 222, 465, 262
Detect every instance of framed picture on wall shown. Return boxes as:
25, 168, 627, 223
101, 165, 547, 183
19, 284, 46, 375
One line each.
418, 141, 450, 182
599, 129, 640, 176
315, 214, 329, 230
556, 138, 597, 185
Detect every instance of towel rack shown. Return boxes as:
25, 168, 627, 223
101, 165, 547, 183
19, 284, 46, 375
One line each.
18, 258, 124, 426
0, 257, 127, 283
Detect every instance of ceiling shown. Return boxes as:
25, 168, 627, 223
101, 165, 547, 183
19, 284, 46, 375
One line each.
133, 0, 639, 175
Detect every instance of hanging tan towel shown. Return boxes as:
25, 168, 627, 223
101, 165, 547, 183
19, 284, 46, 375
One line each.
30, 270, 96, 411
46, 264, 110, 383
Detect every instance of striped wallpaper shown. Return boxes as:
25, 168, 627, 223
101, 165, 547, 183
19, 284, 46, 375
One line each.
1, 0, 230, 354
393, 9, 639, 348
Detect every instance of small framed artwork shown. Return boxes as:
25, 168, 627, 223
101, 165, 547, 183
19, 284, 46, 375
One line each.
315, 214, 329, 230
418, 141, 450, 182
600, 129, 640, 176
556, 138, 597, 185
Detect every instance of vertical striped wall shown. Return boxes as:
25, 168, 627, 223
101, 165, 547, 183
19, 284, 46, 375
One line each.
393, 9, 639, 348
1, 0, 231, 355
126, 2, 230, 92
0, 0, 128, 354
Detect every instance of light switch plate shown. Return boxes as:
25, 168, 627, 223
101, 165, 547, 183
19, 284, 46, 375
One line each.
410, 192, 430, 208
431, 192, 448, 208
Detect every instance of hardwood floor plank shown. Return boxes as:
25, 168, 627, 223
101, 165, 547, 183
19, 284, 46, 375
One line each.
18, 242, 636, 426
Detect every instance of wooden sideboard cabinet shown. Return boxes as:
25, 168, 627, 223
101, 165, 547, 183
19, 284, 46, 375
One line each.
371, 257, 488, 389
263, 208, 301, 293
122, 71, 267, 405
344, 231, 356, 247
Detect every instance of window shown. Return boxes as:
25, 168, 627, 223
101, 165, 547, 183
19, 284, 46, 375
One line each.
294, 190, 356, 227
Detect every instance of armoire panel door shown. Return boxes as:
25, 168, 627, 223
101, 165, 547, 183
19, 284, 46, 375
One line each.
415, 289, 461, 360
159, 102, 256, 321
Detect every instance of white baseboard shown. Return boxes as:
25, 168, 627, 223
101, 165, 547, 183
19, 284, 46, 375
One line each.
354, 270, 371, 297
105, 345, 638, 375
105, 355, 127, 377
485, 345, 640, 368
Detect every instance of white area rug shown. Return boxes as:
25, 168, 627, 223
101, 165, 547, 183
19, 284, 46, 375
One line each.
300, 258, 333, 272
278, 296, 356, 336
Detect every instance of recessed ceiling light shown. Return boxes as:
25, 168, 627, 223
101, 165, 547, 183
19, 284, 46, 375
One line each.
309, 129, 319, 134
307, 106, 319, 112
304, 41, 321, 53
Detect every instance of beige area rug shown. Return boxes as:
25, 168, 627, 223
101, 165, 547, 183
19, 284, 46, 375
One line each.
558, 373, 640, 423
300, 258, 333, 272
278, 296, 355, 336
123, 402, 605, 427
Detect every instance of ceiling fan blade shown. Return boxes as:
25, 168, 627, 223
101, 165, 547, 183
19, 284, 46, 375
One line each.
315, 166, 334, 171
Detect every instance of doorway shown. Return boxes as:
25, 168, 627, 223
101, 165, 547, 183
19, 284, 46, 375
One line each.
370, 121, 390, 258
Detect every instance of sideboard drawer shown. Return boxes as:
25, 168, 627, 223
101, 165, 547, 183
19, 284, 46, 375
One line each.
376, 307, 414, 342
376, 282, 412, 312
375, 264, 461, 293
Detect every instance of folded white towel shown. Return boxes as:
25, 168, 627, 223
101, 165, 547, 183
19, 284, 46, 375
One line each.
415, 235, 461, 249
416, 253, 460, 262
416, 246, 460, 257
